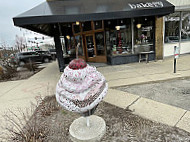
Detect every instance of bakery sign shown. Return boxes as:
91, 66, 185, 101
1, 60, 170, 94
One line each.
128, 1, 164, 9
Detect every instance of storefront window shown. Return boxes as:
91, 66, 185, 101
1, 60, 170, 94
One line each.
165, 11, 190, 43
94, 21, 103, 30
182, 12, 190, 41
105, 31, 111, 55
165, 12, 180, 43
60, 37, 66, 54
134, 17, 154, 53
75, 35, 83, 56
105, 19, 132, 56
73, 24, 80, 33
82, 21, 92, 31
86, 35, 95, 57
105, 20, 117, 31
67, 36, 75, 56
95, 32, 105, 55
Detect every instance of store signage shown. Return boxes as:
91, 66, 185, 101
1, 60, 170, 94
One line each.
165, 17, 180, 22
165, 13, 190, 22
142, 26, 152, 31
128, 1, 164, 9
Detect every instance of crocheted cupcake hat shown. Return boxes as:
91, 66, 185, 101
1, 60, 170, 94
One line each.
56, 58, 108, 113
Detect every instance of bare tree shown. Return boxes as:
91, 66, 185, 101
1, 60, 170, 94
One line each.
15, 35, 26, 52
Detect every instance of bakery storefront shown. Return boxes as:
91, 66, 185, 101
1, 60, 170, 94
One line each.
13, 0, 174, 71
67, 17, 156, 64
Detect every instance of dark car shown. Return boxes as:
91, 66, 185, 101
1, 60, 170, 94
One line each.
16, 51, 52, 66
48, 48, 57, 60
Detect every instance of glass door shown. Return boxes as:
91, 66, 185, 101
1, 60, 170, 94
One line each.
85, 34, 96, 62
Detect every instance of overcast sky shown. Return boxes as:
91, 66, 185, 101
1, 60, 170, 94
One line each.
0, 0, 46, 47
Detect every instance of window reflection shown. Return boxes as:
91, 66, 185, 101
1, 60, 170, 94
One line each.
165, 12, 180, 43
86, 35, 95, 57
75, 35, 83, 56
95, 32, 105, 55
82, 21, 92, 31
94, 21, 103, 30
67, 36, 75, 56
165, 11, 190, 43
182, 12, 190, 41
105, 19, 132, 55
134, 17, 154, 53
73, 24, 80, 33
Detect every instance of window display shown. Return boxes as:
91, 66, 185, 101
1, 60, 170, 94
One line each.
82, 21, 92, 31
105, 19, 132, 56
73, 24, 81, 33
68, 17, 156, 63
182, 12, 190, 41
165, 11, 190, 43
94, 21, 103, 30
86, 35, 95, 57
75, 35, 83, 56
133, 17, 154, 53
105, 19, 132, 55
165, 12, 180, 43
67, 36, 75, 56
95, 32, 105, 55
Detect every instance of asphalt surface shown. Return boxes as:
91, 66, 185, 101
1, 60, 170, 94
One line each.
117, 78, 190, 111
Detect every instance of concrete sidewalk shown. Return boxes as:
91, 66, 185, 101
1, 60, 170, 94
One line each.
99, 54, 190, 133
0, 61, 61, 139
98, 54, 190, 88
0, 54, 190, 138
0, 62, 60, 111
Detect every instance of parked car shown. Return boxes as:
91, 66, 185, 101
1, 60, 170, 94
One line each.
35, 50, 50, 54
16, 51, 52, 66
165, 36, 179, 43
48, 48, 57, 60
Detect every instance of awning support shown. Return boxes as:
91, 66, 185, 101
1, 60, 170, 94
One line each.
53, 24, 65, 72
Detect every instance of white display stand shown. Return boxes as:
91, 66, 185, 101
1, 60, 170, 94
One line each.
69, 115, 106, 142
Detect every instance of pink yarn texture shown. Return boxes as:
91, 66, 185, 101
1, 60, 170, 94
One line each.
56, 60, 108, 113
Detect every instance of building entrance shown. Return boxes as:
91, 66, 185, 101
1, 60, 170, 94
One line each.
84, 34, 96, 62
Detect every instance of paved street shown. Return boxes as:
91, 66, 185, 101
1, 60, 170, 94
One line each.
0, 54, 190, 139
117, 78, 190, 111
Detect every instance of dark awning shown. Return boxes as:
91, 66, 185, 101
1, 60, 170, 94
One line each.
13, 0, 174, 36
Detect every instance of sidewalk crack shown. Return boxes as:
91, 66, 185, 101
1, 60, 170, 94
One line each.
126, 96, 141, 110
174, 110, 188, 127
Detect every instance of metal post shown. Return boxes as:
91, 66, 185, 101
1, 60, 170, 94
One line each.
179, 11, 182, 56
174, 58, 176, 73
53, 24, 65, 72
174, 46, 178, 73
131, 18, 134, 54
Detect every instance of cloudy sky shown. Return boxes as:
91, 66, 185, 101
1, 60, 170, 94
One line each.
0, 0, 46, 47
